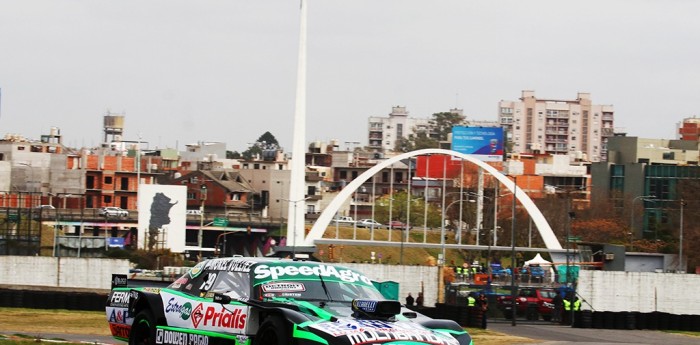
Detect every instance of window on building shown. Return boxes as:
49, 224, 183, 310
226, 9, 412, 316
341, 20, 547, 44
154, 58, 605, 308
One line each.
243, 163, 249, 169
339, 171, 347, 179
397, 123, 403, 137
351, 171, 358, 179
187, 192, 195, 200
104, 195, 112, 203
662, 152, 675, 160
254, 163, 260, 169
105, 176, 113, 184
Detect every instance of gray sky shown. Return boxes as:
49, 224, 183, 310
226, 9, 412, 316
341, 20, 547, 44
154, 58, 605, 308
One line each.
1, 0, 699, 153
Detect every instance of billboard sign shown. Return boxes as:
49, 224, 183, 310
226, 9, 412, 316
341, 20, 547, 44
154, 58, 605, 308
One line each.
451, 126, 504, 162
137, 184, 187, 253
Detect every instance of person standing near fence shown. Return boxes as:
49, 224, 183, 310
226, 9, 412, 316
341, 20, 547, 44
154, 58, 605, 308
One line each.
405, 293, 414, 307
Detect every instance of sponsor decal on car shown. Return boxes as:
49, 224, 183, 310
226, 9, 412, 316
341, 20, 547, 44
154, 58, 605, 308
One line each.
110, 291, 130, 308
310, 319, 459, 345
261, 282, 306, 293
108, 307, 129, 323
155, 329, 209, 345
352, 299, 377, 313
190, 303, 247, 331
109, 323, 131, 339
165, 298, 193, 321
253, 263, 373, 285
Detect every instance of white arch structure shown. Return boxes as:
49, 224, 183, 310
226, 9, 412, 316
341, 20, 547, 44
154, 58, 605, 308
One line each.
303, 149, 563, 250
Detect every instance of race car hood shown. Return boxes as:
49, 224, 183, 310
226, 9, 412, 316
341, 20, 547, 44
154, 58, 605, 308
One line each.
273, 300, 463, 345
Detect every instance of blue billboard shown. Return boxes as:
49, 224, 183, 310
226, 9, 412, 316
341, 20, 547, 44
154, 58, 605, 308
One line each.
451, 126, 504, 162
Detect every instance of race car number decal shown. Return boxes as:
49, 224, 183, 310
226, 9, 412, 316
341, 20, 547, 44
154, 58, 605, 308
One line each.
261, 282, 306, 293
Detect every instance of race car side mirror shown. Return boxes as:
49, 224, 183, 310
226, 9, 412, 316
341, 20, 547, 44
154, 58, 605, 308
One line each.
213, 293, 231, 304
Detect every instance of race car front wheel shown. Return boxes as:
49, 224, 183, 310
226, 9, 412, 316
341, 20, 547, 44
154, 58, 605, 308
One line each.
130, 310, 156, 345
254, 316, 289, 345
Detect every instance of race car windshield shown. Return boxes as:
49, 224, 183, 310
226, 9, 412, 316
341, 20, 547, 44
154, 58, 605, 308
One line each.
254, 280, 384, 303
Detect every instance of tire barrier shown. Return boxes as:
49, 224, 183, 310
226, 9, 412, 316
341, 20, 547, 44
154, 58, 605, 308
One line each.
432, 303, 485, 328
0, 288, 107, 311
580, 311, 700, 331
580, 310, 592, 328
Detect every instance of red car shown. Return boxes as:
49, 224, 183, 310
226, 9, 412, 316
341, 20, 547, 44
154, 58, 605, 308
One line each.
497, 287, 557, 320
387, 220, 411, 229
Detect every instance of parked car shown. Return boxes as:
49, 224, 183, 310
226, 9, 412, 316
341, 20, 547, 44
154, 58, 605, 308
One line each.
98, 207, 129, 218
497, 287, 558, 320
333, 216, 356, 225
387, 220, 411, 229
185, 209, 202, 216
35, 205, 56, 210
356, 219, 383, 228
106, 257, 473, 345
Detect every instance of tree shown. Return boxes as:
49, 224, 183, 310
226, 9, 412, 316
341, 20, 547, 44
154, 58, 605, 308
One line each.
429, 111, 466, 141
226, 151, 241, 159
240, 131, 280, 160
373, 191, 442, 228
394, 133, 439, 152
394, 111, 465, 153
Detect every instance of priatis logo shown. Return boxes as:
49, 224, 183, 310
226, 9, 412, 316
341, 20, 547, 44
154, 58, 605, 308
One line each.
202, 306, 247, 330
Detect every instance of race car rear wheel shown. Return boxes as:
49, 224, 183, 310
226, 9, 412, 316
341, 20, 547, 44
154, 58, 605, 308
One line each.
254, 316, 289, 345
129, 310, 156, 345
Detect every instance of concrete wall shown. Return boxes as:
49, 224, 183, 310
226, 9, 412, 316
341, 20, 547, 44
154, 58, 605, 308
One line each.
342, 263, 439, 307
0, 256, 129, 290
577, 270, 700, 314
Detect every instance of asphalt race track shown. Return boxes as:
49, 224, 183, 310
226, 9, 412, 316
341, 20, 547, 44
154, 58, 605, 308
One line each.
488, 321, 700, 344
3, 322, 699, 345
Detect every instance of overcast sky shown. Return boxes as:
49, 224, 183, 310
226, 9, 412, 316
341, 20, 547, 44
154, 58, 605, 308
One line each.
1, 1, 699, 153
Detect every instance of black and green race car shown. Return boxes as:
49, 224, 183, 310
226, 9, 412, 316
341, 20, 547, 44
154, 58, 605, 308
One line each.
106, 257, 473, 345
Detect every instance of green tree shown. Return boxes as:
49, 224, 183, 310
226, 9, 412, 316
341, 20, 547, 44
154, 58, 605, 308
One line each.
429, 111, 466, 141
240, 131, 280, 160
394, 133, 439, 152
394, 111, 465, 153
373, 191, 442, 228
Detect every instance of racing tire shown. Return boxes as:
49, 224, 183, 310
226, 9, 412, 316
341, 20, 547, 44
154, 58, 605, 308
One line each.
129, 310, 156, 345
254, 316, 290, 345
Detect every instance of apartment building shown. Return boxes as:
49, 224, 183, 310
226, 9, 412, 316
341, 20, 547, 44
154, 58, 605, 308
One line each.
498, 91, 615, 162
367, 106, 432, 153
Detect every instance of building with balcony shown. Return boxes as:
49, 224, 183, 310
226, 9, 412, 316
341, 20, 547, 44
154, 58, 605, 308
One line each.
499, 91, 615, 162
367, 106, 432, 153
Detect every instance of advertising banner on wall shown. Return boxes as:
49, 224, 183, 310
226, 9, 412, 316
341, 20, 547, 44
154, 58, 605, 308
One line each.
137, 184, 187, 252
451, 126, 504, 162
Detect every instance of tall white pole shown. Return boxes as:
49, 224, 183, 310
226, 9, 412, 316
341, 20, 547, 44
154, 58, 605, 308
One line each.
287, 0, 308, 249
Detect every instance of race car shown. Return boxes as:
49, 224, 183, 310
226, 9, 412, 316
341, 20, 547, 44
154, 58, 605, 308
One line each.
106, 257, 473, 345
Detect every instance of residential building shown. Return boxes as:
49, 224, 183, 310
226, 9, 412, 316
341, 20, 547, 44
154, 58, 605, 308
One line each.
367, 106, 432, 153
499, 90, 614, 162
591, 136, 700, 239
